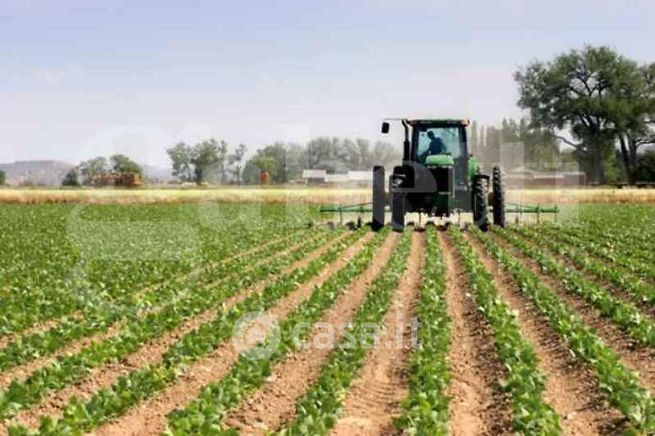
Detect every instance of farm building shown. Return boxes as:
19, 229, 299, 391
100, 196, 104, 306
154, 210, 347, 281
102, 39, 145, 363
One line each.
506, 167, 585, 188
301, 170, 373, 186
301, 169, 327, 185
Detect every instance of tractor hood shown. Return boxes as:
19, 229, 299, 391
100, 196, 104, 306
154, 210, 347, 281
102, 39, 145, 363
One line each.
425, 154, 455, 166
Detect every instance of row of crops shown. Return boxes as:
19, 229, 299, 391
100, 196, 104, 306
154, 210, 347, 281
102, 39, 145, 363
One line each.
0, 203, 653, 434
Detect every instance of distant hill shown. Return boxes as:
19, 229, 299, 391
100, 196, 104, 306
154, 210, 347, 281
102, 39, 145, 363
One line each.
0, 160, 74, 186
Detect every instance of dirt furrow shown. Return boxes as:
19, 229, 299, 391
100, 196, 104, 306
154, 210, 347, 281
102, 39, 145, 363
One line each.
132, 230, 300, 299
0, 312, 82, 351
0, 234, 320, 395
223, 232, 400, 435
439, 230, 512, 436
9, 231, 350, 431
466, 233, 626, 435
519, 231, 655, 319
330, 231, 424, 436
493, 232, 655, 390
0, 322, 123, 390
0, 235, 284, 353
87, 231, 375, 436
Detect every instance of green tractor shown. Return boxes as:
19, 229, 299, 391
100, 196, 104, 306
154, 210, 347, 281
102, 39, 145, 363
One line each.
372, 118, 506, 232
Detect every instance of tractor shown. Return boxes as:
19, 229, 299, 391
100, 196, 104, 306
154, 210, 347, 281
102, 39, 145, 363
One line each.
372, 118, 506, 232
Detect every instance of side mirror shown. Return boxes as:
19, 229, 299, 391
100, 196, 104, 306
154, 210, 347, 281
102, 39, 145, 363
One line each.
381, 121, 390, 134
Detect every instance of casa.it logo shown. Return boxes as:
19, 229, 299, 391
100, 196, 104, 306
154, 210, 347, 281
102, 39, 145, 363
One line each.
232, 311, 281, 361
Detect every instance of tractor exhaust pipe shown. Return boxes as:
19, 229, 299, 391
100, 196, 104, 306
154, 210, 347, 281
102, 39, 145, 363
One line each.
402, 120, 410, 162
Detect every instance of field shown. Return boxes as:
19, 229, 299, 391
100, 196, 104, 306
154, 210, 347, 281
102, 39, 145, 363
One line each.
3, 186, 655, 205
0, 203, 653, 435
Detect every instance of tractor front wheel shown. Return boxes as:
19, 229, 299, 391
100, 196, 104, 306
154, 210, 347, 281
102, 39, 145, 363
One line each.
492, 166, 506, 227
473, 177, 489, 231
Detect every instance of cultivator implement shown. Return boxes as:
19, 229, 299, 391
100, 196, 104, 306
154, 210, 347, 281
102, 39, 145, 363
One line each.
318, 202, 559, 227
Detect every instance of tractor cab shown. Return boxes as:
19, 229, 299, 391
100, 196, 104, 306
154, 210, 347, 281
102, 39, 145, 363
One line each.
373, 118, 505, 232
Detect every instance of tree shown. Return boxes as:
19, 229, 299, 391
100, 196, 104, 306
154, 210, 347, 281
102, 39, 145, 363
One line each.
636, 150, 655, 181
305, 137, 350, 173
516, 118, 559, 170
615, 63, 655, 183
167, 142, 194, 182
191, 139, 223, 184
110, 154, 142, 175
167, 139, 229, 184
62, 168, 81, 186
0, 170, 5, 185
228, 143, 247, 184
78, 157, 109, 185
514, 46, 652, 183
245, 143, 294, 184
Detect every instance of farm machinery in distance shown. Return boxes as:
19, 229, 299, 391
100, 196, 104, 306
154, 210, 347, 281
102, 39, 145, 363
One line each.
319, 118, 558, 230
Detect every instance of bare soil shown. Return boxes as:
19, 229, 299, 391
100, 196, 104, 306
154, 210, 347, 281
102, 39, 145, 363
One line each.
7, 231, 353, 432
0, 312, 83, 352
329, 230, 424, 436
466, 233, 627, 435
492, 232, 655, 391
222, 232, 400, 435
440, 230, 513, 436
522, 231, 655, 319
0, 232, 307, 392
86, 231, 375, 436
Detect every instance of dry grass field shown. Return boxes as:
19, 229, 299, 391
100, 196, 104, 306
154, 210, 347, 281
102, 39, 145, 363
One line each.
2, 186, 655, 205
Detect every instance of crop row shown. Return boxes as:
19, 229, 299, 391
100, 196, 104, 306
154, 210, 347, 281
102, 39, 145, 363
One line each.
519, 225, 655, 306
506, 227, 655, 346
16, 227, 371, 435
0, 227, 315, 375
164, 228, 392, 435
0, 204, 307, 339
280, 229, 411, 435
544, 224, 655, 281
396, 225, 451, 434
449, 227, 560, 433
569, 206, 655, 263
0, 226, 342, 424
479, 227, 654, 432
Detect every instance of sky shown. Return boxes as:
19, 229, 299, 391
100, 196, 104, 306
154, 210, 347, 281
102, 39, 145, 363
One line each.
1, 0, 654, 167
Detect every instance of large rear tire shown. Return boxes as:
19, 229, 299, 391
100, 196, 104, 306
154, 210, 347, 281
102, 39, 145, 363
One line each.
472, 177, 489, 231
372, 166, 385, 231
492, 166, 506, 228
391, 190, 405, 232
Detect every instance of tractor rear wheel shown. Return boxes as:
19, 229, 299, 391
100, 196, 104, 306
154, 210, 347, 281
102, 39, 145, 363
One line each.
473, 177, 489, 231
492, 166, 506, 227
391, 190, 405, 232
372, 166, 385, 231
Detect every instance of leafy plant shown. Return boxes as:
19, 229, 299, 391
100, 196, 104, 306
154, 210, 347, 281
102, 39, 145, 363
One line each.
481, 226, 654, 432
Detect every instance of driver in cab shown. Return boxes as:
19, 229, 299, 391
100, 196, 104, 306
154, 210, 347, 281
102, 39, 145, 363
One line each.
420, 131, 446, 163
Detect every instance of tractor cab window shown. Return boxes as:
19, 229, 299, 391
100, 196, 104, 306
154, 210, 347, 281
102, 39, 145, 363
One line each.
414, 126, 464, 164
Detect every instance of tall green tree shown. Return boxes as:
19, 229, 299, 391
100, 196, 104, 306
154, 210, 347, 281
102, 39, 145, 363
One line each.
0, 170, 5, 185
228, 143, 247, 184
167, 139, 229, 184
191, 139, 223, 184
514, 45, 652, 183
78, 157, 109, 185
110, 154, 142, 175
166, 142, 194, 182
615, 63, 655, 182
636, 150, 655, 181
